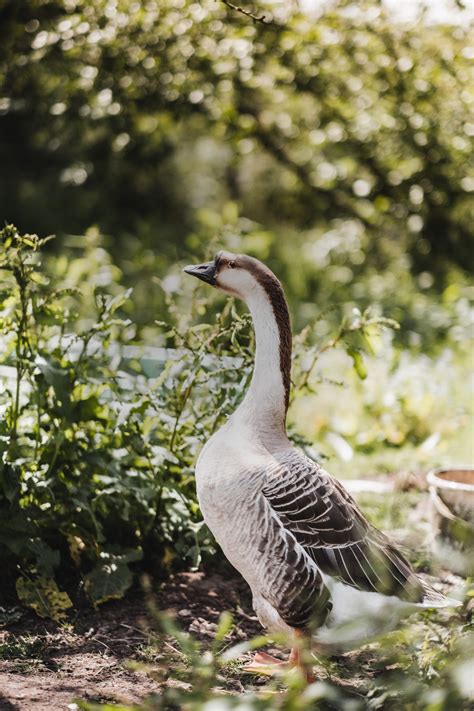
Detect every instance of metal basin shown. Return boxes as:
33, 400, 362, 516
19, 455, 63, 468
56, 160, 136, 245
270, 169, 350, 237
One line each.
427, 468, 474, 575
427, 468, 474, 524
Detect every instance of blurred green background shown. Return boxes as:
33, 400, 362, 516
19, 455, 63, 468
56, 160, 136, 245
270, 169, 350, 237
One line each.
1, 0, 472, 468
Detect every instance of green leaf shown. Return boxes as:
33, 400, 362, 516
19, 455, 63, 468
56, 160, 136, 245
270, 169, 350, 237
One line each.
214, 611, 234, 642
30, 272, 50, 286
0, 506, 34, 555
0, 463, 20, 503
73, 395, 106, 422
84, 549, 142, 605
99, 288, 132, 316
27, 540, 60, 578
35, 355, 72, 404
347, 347, 367, 380
16, 576, 72, 620
84, 561, 133, 606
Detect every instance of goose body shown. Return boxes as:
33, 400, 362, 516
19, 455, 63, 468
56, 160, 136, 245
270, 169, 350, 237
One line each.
184, 252, 459, 663
196, 431, 452, 650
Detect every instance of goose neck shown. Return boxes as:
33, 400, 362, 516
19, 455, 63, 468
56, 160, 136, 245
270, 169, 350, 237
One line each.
233, 282, 292, 440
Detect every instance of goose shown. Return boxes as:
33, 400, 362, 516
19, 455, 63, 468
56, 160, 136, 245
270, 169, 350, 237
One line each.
183, 251, 460, 681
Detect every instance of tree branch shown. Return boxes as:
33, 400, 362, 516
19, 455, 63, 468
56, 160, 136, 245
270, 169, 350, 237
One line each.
220, 0, 270, 24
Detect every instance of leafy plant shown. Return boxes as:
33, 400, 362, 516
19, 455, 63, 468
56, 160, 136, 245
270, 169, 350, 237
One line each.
0, 225, 401, 617
0, 225, 258, 614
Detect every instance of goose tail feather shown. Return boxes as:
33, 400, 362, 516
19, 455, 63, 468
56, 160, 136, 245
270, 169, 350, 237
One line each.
419, 581, 462, 609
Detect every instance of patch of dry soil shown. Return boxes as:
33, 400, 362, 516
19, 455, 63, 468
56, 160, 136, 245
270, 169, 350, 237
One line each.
0, 571, 260, 710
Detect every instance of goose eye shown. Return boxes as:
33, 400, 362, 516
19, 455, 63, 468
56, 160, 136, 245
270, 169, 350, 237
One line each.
228, 260, 236, 269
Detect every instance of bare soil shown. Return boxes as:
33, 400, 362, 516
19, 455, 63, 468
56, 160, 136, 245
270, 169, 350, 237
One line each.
0, 565, 465, 710
0, 571, 261, 710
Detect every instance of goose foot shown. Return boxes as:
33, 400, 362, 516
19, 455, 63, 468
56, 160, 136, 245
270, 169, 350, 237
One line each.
242, 651, 286, 676
242, 650, 315, 683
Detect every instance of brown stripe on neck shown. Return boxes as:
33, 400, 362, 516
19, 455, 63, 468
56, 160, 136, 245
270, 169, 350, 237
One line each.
240, 256, 292, 412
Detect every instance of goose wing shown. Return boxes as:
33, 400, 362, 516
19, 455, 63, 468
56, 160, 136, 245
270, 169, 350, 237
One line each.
262, 452, 425, 603
251, 492, 332, 629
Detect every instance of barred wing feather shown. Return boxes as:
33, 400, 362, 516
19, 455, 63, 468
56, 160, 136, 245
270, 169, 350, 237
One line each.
250, 493, 332, 629
262, 453, 426, 603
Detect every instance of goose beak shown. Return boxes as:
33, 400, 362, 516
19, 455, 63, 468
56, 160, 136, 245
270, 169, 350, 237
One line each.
183, 260, 217, 286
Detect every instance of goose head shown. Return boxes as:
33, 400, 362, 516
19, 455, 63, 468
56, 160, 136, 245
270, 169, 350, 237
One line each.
185, 250, 292, 416
183, 251, 278, 301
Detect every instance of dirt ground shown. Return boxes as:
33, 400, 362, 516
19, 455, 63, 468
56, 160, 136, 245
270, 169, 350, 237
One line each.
0, 563, 465, 710
0, 571, 263, 710
0, 469, 445, 711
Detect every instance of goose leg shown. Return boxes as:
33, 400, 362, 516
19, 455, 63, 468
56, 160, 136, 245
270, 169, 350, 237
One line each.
289, 638, 315, 683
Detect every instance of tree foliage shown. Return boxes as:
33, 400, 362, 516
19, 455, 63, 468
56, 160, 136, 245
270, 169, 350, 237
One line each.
0, 0, 472, 278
